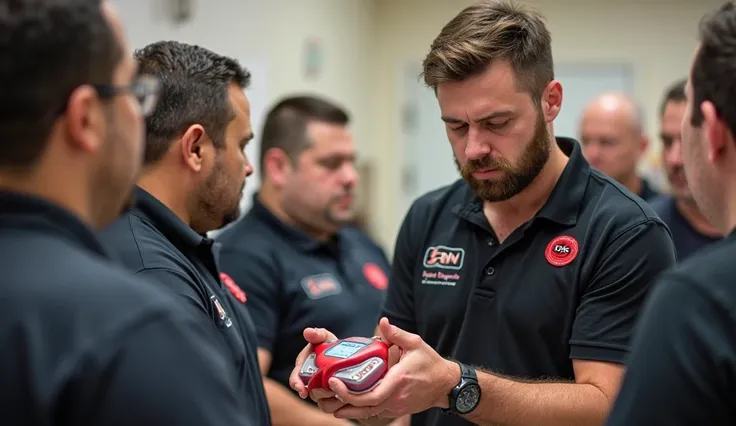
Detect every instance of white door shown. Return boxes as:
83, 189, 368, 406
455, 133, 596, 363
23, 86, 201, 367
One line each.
553, 63, 635, 139
398, 64, 458, 221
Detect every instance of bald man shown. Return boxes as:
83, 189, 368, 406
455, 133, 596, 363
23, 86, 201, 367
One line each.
580, 92, 660, 201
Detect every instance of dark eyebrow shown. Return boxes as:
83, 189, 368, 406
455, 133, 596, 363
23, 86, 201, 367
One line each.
441, 110, 515, 124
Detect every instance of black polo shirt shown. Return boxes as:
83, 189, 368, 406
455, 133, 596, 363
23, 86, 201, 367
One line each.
100, 187, 270, 426
606, 230, 736, 425
651, 195, 719, 261
381, 138, 677, 426
0, 191, 254, 425
217, 194, 390, 392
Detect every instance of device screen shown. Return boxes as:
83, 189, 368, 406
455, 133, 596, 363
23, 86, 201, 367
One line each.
324, 341, 366, 359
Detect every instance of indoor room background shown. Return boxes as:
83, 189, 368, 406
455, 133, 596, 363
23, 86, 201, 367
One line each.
110, 0, 720, 256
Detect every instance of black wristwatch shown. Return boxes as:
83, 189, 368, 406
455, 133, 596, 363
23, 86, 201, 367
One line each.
444, 361, 481, 415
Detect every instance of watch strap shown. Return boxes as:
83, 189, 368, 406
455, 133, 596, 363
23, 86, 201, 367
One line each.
458, 361, 477, 381
444, 361, 479, 414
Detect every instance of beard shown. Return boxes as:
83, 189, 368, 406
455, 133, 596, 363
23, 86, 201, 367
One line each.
192, 153, 244, 233
455, 112, 551, 202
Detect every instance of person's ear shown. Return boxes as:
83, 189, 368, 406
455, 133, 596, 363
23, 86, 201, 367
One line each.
65, 85, 106, 155
701, 101, 728, 164
541, 80, 563, 122
179, 124, 210, 172
263, 148, 294, 187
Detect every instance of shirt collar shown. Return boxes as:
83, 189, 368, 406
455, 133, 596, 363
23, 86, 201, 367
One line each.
453, 137, 589, 227
132, 186, 211, 251
250, 192, 340, 252
0, 190, 109, 256
534, 137, 589, 226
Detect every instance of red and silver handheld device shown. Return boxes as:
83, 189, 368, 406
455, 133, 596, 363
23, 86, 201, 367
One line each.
298, 336, 389, 394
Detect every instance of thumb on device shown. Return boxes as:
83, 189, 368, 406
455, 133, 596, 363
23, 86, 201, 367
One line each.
303, 327, 337, 345
379, 317, 422, 351
291, 327, 338, 398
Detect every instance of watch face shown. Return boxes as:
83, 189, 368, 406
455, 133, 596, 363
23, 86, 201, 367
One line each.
455, 383, 481, 414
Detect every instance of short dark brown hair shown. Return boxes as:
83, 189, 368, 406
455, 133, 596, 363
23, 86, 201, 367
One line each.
690, 1, 736, 136
135, 41, 251, 166
259, 95, 349, 177
0, 0, 121, 171
421, 0, 553, 102
660, 79, 687, 117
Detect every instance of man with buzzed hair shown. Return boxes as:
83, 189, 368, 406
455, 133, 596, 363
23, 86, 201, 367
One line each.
218, 94, 390, 426
580, 92, 660, 201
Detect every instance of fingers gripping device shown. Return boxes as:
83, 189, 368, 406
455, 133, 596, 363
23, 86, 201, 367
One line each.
298, 336, 389, 394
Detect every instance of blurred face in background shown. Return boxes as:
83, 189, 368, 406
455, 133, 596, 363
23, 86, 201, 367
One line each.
281, 121, 359, 235
580, 97, 647, 184
438, 60, 556, 202
660, 100, 692, 201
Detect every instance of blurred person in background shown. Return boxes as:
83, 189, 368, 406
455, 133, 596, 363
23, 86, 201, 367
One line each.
580, 92, 660, 201
606, 3, 736, 424
289, 1, 675, 425
217, 95, 391, 426
0, 1, 254, 425
650, 79, 721, 260
100, 41, 270, 425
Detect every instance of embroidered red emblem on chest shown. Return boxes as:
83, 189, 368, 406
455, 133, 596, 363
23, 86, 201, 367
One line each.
363, 262, 388, 290
544, 235, 579, 267
220, 272, 247, 303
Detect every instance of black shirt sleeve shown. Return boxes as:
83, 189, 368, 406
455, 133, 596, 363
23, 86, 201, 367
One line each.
380, 202, 420, 334
569, 220, 676, 363
606, 272, 736, 426
76, 312, 254, 426
219, 245, 281, 352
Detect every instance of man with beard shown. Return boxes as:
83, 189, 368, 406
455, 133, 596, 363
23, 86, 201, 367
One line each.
217, 95, 391, 426
0, 2, 255, 425
99, 41, 270, 425
650, 79, 721, 261
288, 1, 676, 426
607, 3, 736, 424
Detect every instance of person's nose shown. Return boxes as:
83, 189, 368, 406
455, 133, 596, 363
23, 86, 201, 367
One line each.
465, 127, 491, 160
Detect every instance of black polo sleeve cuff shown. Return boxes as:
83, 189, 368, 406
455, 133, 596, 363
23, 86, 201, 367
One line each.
569, 343, 628, 364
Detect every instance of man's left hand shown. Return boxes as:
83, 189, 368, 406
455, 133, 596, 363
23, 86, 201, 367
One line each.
325, 317, 460, 421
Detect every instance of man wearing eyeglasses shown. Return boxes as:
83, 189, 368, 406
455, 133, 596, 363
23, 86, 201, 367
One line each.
100, 40, 270, 425
0, 1, 254, 425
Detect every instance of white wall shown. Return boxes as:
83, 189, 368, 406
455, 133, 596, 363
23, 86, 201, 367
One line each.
110, 0, 724, 256
371, 0, 724, 254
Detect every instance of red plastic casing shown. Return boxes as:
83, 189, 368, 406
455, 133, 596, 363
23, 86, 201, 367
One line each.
306, 336, 389, 391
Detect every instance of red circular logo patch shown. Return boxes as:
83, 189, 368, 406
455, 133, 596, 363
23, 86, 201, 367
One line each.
363, 263, 388, 290
220, 272, 247, 303
544, 235, 579, 267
